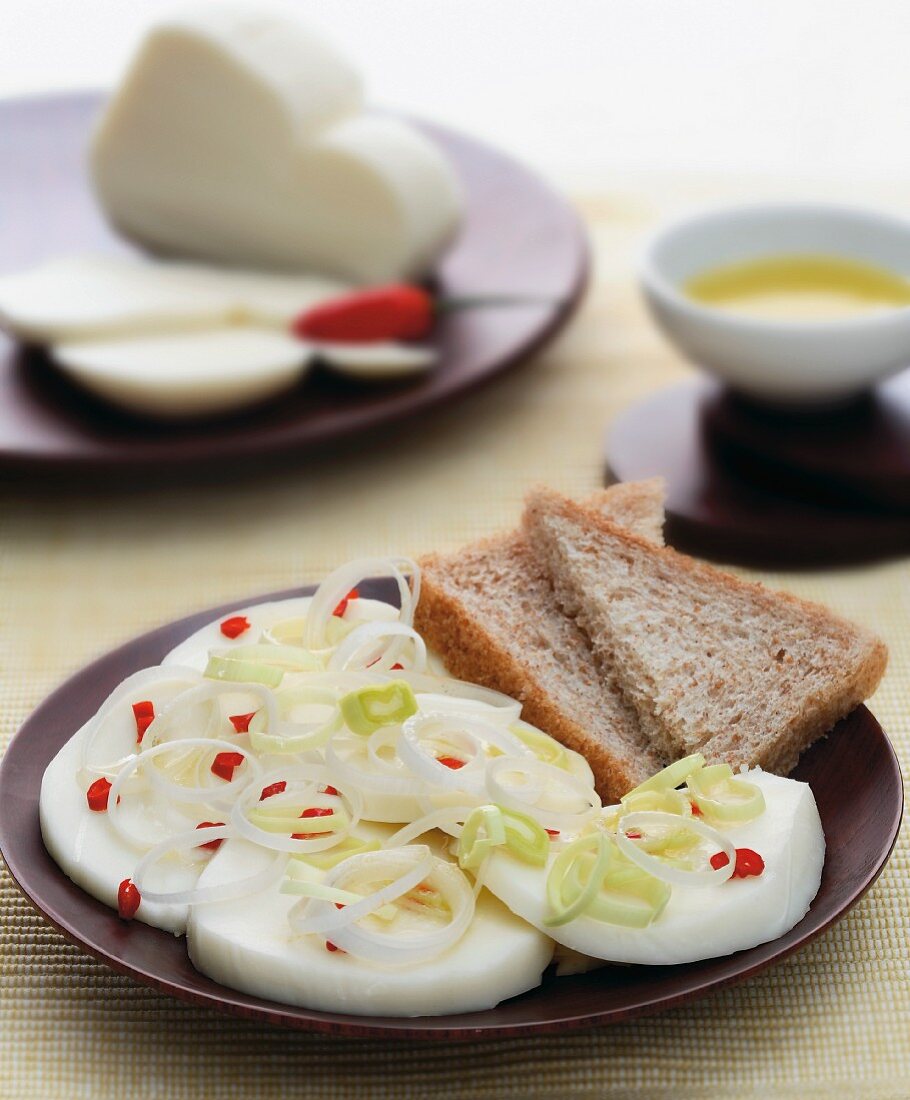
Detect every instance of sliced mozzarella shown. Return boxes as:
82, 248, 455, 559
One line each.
39, 667, 205, 935
0, 254, 345, 344
162, 595, 397, 671
315, 341, 437, 380
51, 328, 312, 418
90, 5, 461, 283
481, 771, 825, 965
187, 837, 553, 1016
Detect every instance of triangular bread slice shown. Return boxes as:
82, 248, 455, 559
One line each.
414, 481, 667, 800
523, 488, 888, 774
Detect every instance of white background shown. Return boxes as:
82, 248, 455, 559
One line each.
4, 0, 910, 190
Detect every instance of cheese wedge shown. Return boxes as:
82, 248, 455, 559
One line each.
91, 4, 462, 283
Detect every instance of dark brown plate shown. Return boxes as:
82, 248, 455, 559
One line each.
0, 578, 902, 1038
0, 94, 588, 479
606, 381, 910, 568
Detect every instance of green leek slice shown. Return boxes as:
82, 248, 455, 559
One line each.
545, 833, 612, 926
204, 655, 284, 688
545, 833, 670, 928
458, 806, 507, 871
291, 836, 381, 870
340, 679, 418, 735
686, 764, 766, 824
623, 753, 706, 798
247, 806, 349, 834
620, 788, 691, 816
509, 722, 571, 770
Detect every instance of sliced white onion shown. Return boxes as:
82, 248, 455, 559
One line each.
324, 734, 429, 797
107, 738, 261, 849
230, 765, 362, 854
326, 853, 475, 965
327, 620, 427, 674
304, 558, 418, 652
289, 845, 434, 936
78, 665, 201, 776
394, 672, 523, 724
398, 714, 491, 793
250, 685, 341, 754
385, 805, 475, 847
142, 680, 278, 752
615, 811, 736, 887
485, 756, 601, 832
131, 825, 284, 905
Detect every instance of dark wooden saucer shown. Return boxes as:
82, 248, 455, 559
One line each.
606, 381, 910, 568
0, 94, 588, 480
0, 579, 902, 1038
707, 371, 910, 511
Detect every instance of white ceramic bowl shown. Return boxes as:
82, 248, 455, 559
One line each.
641, 203, 910, 404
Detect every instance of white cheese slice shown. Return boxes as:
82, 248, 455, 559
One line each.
162, 595, 398, 671
481, 770, 825, 965
51, 328, 312, 418
0, 253, 346, 344
91, 4, 462, 283
39, 667, 204, 935
315, 341, 437, 380
187, 837, 553, 1016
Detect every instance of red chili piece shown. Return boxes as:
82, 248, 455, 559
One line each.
437, 756, 466, 770
332, 588, 360, 618
86, 777, 112, 812
710, 848, 765, 878
292, 806, 333, 840
320, 785, 339, 797
229, 711, 257, 734
220, 615, 250, 639
293, 285, 434, 344
545, 829, 560, 838
132, 700, 155, 744
211, 751, 245, 782
390, 663, 404, 671
325, 941, 342, 953
625, 830, 642, 840
196, 822, 226, 851
117, 879, 141, 920
690, 802, 703, 816
259, 780, 287, 801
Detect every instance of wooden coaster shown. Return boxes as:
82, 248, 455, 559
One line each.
605, 381, 910, 568
706, 372, 910, 511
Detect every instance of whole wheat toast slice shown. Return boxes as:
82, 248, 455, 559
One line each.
523, 488, 888, 775
414, 481, 667, 800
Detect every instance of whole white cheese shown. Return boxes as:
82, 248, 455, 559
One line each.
91, 3, 462, 283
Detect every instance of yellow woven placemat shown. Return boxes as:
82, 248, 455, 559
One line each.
1, 183, 908, 1099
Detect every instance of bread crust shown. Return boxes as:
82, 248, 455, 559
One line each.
415, 548, 653, 800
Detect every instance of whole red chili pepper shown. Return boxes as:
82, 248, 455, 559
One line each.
292, 285, 562, 345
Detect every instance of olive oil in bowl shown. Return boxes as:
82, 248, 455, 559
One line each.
685, 255, 910, 322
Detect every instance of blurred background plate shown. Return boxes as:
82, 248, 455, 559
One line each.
0, 578, 901, 1039
0, 94, 588, 480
